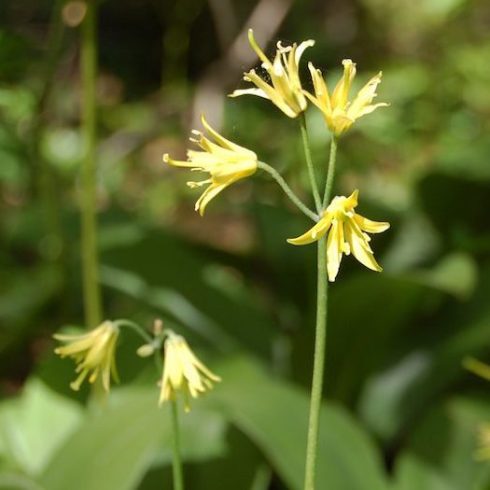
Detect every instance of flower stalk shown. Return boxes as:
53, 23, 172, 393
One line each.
80, 0, 102, 327
299, 114, 322, 213
170, 399, 184, 490
303, 131, 337, 490
323, 137, 337, 208
258, 161, 317, 221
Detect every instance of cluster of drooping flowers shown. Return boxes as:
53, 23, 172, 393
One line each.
55, 28, 389, 411
54, 319, 220, 411
164, 28, 389, 282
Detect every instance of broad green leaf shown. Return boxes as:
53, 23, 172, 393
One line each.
0, 471, 44, 490
0, 379, 83, 476
213, 356, 389, 490
393, 453, 456, 490
40, 388, 227, 490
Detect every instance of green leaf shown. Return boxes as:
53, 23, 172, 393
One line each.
0, 471, 44, 490
213, 356, 389, 490
393, 453, 456, 490
0, 379, 83, 476
40, 388, 227, 490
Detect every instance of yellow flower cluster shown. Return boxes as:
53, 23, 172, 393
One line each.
306, 59, 388, 136
159, 332, 221, 412
163, 29, 389, 281
54, 321, 119, 392
229, 29, 315, 118
230, 29, 387, 133
164, 30, 387, 216
164, 116, 257, 216
55, 320, 221, 412
288, 190, 389, 281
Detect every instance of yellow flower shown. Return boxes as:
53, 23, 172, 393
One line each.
229, 29, 314, 118
287, 190, 389, 281
159, 332, 221, 412
54, 321, 119, 392
164, 116, 257, 216
475, 423, 490, 461
305, 59, 388, 136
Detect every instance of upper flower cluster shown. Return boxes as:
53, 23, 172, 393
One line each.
230, 29, 388, 135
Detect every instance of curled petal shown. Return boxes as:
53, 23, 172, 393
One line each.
195, 183, 229, 216
331, 59, 356, 110
326, 220, 344, 281
345, 221, 382, 272
287, 213, 332, 245
354, 213, 390, 233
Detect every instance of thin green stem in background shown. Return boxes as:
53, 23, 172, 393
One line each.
299, 113, 322, 213
258, 161, 318, 222
81, 0, 102, 328
303, 133, 338, 490
170, 399, 184, 490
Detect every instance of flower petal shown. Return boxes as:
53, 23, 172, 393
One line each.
347, 72, 386, 120
331, 59, 356, 110
345, 220, 382, 272
229, 87, 269, 99
354, 213, 390, 233
195, 183, 228, 216
326, 219, 344, 281
287, 213, 332, 245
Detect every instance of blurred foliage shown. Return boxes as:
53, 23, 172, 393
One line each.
1, 0, 490, 488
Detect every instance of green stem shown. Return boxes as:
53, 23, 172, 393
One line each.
258, 162, 318, 221
303, 133, 338, 490
299, 113, 322, 213
170, 399, 184, 490
322, 137, 337, 209
81, 0, 102, 328
115, 320, 153, 344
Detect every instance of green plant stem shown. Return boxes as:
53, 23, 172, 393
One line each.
322, 137, 337, 208
81, 0, 102, 328
258, 162, 317, 221
303, 133, 338, 490
299, 113, 322, 213
115, 320, 153, 344
170, 399, 184, 490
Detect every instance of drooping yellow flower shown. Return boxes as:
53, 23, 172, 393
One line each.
305, 59, 388, 136
229, 29, 314, 118
288, 190, 389, 281
159, 332, 221, 412
54, 321, 119, 392
475, 424, 490, 460
164, 116, 257, 216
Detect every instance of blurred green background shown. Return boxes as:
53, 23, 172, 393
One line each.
1, 0, 490, 489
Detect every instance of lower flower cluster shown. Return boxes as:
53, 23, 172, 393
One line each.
54, 320, 220, 412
